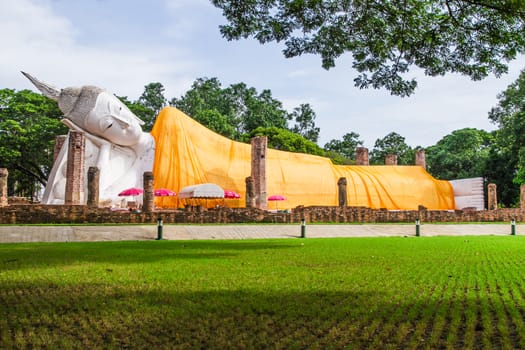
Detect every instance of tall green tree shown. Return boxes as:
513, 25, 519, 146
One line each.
0, 89, 66, 198
243, 126, 325, 156
484, 140, 520, 207
323, 132, 364, 163
489, 68, 525, 126
137, 82, 167, 130
370, 132, 413, 165
172, 77, 294, 138
290, 103, 320, 143
485, 69, 525, 206
426, 128, 493, 180
211, 0, 525, 96
170, 77, 239, 139
227, 83, 289, 134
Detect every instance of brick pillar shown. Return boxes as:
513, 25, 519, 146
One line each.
385, 154, 398, 165
487, 183, 497, 210
415, 150, 426, 169
521, 185, 525, 209
356, 147, 369, 165
245, 176, 255, 208
87, 166, 99, 208
143, 171, 154, 212
65, 131, 85, 205
0, 168, 8, 207
53, 135, 67, 164
337, 177, 347, 207
251, 136, 268, 210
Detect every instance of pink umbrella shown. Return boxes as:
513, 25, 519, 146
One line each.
154, 188, 177, 196
118, 187, 143, 197
268, 194, 286, 201
118, 187, 143, 207
268, 194, 286, 209
224, 190, 241, 199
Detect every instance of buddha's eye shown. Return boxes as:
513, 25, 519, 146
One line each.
99, 118, 113, 131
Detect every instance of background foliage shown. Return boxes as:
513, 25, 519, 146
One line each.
0, 89, 66, 198
2, 67, 525, 206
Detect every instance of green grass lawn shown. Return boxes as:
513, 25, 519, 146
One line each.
1, 236, 525, 349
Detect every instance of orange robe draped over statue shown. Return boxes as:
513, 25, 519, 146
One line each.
150, 107, 455, 210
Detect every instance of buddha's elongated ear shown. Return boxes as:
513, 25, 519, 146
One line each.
107, 99, 145, 126
107, 113, 130, 128
21, 71, 60, 100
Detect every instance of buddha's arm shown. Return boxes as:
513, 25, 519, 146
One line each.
62, 118, 133, 154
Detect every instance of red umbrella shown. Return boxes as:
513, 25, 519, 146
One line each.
118, 187, 143, 197
154, 188, 177, 196
268, 194, 286, 201
224, 190, 241, 199
268, 194, 286, 209
118, 187, 143, 208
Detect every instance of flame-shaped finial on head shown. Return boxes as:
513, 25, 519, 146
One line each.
21, 71, 61, 101
21, 71, 100, 121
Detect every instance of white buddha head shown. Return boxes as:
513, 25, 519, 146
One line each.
22, 72, 145, 146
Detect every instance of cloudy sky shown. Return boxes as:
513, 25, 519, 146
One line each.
2, 0, 524, 149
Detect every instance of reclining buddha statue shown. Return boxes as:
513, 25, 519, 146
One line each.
24, 72, 474, 210
23, 72, 155, 206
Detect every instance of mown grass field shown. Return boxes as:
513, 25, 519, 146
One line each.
1, 236, 525, 349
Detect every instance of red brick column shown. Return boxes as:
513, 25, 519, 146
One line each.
385, 154, 398, 165
487, 183, 497, 210
337, 177, 347, 207
0, 168, 8, 207
87, 166, 99, 208
356, 147, 369, 165
415, 150, 426, 169
65, 131, 85, 205
245, 176, 255, 208
521, 185, 525, 210
251, 136, 268, 210
143, 171, 154, 212
53, 135, 67, 164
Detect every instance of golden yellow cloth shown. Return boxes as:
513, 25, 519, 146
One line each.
151, 107, 455, 210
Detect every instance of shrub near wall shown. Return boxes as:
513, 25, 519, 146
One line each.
0, 204, 524, 224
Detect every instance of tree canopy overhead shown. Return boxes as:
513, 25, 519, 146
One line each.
211, 0, 525, 96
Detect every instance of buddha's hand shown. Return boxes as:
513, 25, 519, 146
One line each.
61, 118, 112, 148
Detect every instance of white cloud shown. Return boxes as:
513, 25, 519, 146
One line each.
1, 0, 524, 151
0, 0, 75, 47
1, 0, 203, 100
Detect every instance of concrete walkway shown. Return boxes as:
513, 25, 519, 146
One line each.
0, 223, 520, 243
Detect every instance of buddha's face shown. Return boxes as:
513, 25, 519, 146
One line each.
83, 92, 144, 146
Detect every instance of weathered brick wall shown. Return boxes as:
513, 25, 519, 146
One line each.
65, 131, 85, 205
415, 150, 426, 169
1, 204, 523, 224
356, 147, 369, 166
251, 136, 268, 210
0, 168, 7, 207
385, 154, 398, 165
87, 167, 100, 208
143, 171, 154, 213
